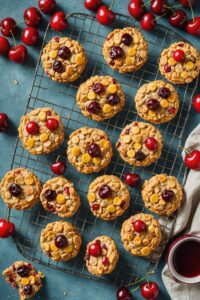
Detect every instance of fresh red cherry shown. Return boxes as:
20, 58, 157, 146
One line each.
184, 150, 200, 170
51, 160, 66, 175
0, 36, 10, 55
186, 17, 200, 36
128, 0, 146, 20
193, 94, 200, 113
0, 219, 15, 238
168, 10, 187, 28
24, 7, 42, 27
179, 0, 196, 7
21, 27, 39, 46
89, 241, 101, 257
140, 13, 157, 31
173, 49, 185, 62
164, 64, 171, 73
0, 113, 9, 132
116, 286, 132, 300
150, 0, 168, 15
46, 118, 59, 131
125, 173, 140, 188
92, 203, 100, 211
145, 137, 158, 150
96, 5, 115, 25
84, 0, 102, 11
133, 220, 146, 233
9, 45, 28, 64
26, 121, 39, 135
102, 257, 109, 265
50, 11, 68, 32
0, 17, 17, 37
38, 0, 56, 14
140, 281, 159, 299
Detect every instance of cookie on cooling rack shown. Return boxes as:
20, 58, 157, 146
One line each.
87, 175, 130, 221
66, 127, 113, 174
116, 121, 163, 167
85, 236, 119, 276
134, 80, 179, 124
40, 176, 80, 218
0, 168, 41, 210
102, 27, 148, 73
159, 41, 200, 85
142, 174, 183, 215
40, 221, 82, 262
2, 261, 44, 300
76, 75, 125, 122
18, 107, 65, 155
41, 36, 87, 82
121, 213, 162, 257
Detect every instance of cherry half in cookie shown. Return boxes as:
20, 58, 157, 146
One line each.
146, 99, 161, 111
173, 49, 185, 62
162, 189, 174, 201
88, 143, 101, 157
58, 46, 71, 59
107, 94, 120, 105
23, 284, 33, 296
17, 265, 30, 277
121, 33, 133, 46
44, 189, 56, 200
46, 118, 59, 131
158, 87, 170, 98
93, 82, 105, 94
98, 184, 112, 199
26, 121, 40, 135
133, 219, 146, 233
87, 101, 102, 114
145, 137, 158, 150
110, 46, 124, 59
89, 240, 101, 256
55, 235, 68, 248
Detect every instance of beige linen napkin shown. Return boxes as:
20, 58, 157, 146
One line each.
162, 124, 200, 299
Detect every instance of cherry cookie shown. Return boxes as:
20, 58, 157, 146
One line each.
116, 122, 163, 167
2, 261, 44, 300
41, 36, 87, 82
87, 175, 130, 221
40, 176, 80, 218
76, 75, 125, 122
85, 236, 119, 276
142, 174, 183, 215
40, 221, 82, 262
121, 213, 162, 257
159, 41, 200, 85
66, 127, 113, 174
0, 168, 41, 210
134, 80, 179, 124
18, 107, 65, 155
102, 27, 148, 73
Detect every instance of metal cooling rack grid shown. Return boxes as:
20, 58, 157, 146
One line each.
8, 13, 199, 287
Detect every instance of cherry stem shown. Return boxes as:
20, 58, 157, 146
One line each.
109, 0, 115, 10
178, 146, 190, 155
56, 155, 61, 163
143, 0, 152, 7
10, 30, 17, 48
5, 207, 10, 222
154, 12, 168, 21
128, 271, 154, 288
188, 0, 195, 21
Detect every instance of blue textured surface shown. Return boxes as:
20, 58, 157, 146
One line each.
0, 1, 199, 300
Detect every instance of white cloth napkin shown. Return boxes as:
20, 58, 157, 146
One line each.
162, 124, 200, 299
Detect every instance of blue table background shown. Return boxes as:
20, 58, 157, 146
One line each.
0, 1, 199, 299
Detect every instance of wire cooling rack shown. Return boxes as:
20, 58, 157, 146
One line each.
8, 13, 199, 287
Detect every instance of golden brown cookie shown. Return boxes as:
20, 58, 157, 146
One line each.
40, 176, 80, 218
159, 41, 200, 85
87, 175, 130, 220
41, 36, 87, 82
102, 27, 148, 73
76, 75, 125, 121
40, 221, 82, 262
121, 213, 162, 257
142, 174, 183, 215
116, 122, 163, 166
134, 80, 179, 124
2, 261, 44, 300
0, 168, 41, 210
18, 107, 65, 155
85, 236, 119, 276
66, 127, 113, 174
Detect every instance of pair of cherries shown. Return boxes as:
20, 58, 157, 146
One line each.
84, 0, 115, 25
26, 117, 59, 135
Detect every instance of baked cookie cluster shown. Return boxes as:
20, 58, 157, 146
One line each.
2, 261, 44, 300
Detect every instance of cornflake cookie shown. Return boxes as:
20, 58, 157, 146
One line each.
102, 27, 148, 73
116, 122, 163, 166
2, 261, 44, 300
18, 107, 65, 155
159, 41, 200, 85
41, 36, 87, 82
121, 213, 162, 257
76, 75, 125, 121
67, 127, 113, 174
40, 176, 80, 218
87, 175, 130, 220
40, 221, 82, 262
0, 168, 41, 210
142, 174, 183, 215
134, 80, 179, 124
85, 236, 119, 276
